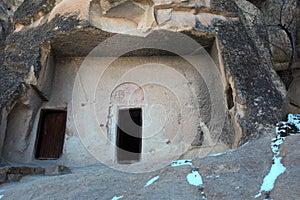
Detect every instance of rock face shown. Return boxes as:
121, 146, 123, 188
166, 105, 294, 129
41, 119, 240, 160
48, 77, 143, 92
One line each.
0, 0, 297, 170
1, 133, 299, 200
0, 0, 299, 199
272, 134, 300, 199
288, 77, 300, 108
0, 165, 70, 184
220, 0, 289, 143
0, 130, 298, 199
260, 0, 299, 90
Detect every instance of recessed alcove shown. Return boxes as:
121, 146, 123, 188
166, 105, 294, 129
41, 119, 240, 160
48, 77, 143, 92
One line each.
1, 29, 236, 167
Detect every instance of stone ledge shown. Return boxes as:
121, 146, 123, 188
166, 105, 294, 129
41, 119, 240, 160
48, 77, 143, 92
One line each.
0, 165, 71, 184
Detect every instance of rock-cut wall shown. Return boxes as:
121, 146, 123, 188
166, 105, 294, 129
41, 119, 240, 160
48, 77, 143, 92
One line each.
0, 0, 292, 165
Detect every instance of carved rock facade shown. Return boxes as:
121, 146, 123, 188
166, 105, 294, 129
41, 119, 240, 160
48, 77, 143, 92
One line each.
0, 0, 297, 167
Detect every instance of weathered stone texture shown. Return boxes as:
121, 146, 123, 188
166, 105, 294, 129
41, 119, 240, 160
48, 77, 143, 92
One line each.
272, 134, 300, 199
0, 14, 87, 123
0, 1, 299, 199
261, 0, 297, 65
288, 77, 300, 108
0, 134, 290, 200
0, 0, 293, 167
13, 0, 56, 25
216, 19, 286, 142
210, 0, 238, 14
0, 165, 71, 184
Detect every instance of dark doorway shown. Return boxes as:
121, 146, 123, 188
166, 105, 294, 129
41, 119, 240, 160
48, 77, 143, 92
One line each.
116, 108, 142, 163
35, 109, 67, 160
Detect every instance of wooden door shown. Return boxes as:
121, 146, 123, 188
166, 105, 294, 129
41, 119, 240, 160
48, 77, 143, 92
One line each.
117, 108, 142, 163
35, 109, 67, 159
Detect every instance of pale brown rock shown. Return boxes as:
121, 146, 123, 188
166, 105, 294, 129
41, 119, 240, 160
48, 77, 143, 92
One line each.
48, 0, 91, 21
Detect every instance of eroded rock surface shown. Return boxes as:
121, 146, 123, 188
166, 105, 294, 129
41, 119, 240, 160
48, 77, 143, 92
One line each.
272, 135, 300, 199
0, 0, 293, 150
0, 1, 299, 199
0, 134, 293, 200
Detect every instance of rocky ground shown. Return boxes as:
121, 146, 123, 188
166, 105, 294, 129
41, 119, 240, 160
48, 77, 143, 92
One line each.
0, 133, 299, 200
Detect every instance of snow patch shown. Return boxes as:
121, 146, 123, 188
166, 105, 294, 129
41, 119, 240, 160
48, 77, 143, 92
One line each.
208, 152, 226, 157
171, 160, 193, 167
144, 176, 159, 187
288, 114, 300, 131
240, 141, 250, 147
206, 175, 220, 179
208, 142, 250, 157
254, 113, 300, 198
187, 170, 203, 187
208, 149, 236, 157
111, 195, 123, 200
253, 192, 262, 198
260, 157, 286, 192
0, 195, 4, 199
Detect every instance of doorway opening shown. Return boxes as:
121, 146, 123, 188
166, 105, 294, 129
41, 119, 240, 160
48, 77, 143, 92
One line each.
35, 109, 67, 160
116, 108, 142, 164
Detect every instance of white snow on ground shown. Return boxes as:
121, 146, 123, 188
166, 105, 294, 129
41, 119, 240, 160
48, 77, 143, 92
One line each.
187, 170, 203, 186
171, 160, 193, 167
111, 195, 123, 200
271, 136, 285, 156
206, 175, 220, 179
0, 189, 4, 199
254, 157, 287, 198
288, 114, 300, 131
144, 176, 160, 187
260, 157, 286, 192
208, 142, 250, 157
208, 152, 227, 157
172, 160, 207, 199
254, 114, 300, 198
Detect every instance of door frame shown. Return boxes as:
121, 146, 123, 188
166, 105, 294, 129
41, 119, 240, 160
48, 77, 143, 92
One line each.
34, 108, 67, 160
114, 106, 144, 163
